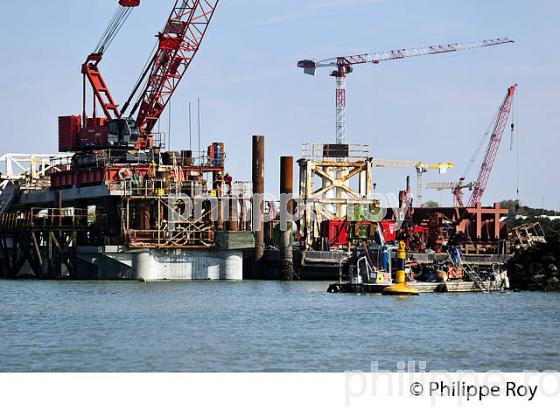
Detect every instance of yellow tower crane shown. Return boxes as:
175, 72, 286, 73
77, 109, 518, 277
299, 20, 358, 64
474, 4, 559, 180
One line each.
371, 159, 454, 206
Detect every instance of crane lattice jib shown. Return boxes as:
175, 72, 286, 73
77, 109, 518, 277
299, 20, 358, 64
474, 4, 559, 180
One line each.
312, 38, 514, 72
135, 0, 219, 136
467, 84, 517, 208
297, 38, 514, 146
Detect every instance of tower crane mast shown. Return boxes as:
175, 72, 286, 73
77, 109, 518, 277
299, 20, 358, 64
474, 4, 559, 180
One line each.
298, 38, 514, 144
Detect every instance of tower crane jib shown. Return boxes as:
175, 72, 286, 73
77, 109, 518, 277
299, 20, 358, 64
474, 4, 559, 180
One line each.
298, 38, 514, 145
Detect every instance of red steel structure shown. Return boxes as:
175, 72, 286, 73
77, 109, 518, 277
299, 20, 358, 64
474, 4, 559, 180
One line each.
452, 183, 472, 208
466, 84, 518, 207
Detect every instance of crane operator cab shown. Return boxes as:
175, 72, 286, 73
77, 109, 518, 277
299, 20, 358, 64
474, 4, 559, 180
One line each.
108, 118, 140, 147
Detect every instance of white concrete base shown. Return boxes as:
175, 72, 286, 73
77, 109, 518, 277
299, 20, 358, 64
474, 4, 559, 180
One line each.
77, 246, 243, 281
133, 249, 243, 281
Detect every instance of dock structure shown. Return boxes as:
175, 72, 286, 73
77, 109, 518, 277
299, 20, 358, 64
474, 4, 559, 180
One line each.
0, 207, 85, 279
0, 138, 516, 283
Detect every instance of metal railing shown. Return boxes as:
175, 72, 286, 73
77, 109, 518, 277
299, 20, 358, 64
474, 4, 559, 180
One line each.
0, 208, 96, 231
0, 153, 73, 181
301, 143, 370, 161
126, 228, 215, 249
111, 179, 190, 198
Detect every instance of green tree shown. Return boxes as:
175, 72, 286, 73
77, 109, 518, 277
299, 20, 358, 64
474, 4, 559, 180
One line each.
423, 200, 440, 209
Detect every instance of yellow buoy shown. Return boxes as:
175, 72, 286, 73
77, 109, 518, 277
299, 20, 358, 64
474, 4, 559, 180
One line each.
382, 241, 419, 296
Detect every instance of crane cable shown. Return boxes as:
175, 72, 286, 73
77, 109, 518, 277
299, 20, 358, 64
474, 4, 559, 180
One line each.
512, 92, 520, 200
460, 103, 502, 184
94, 5, 134, 56
120, 41, 158, 116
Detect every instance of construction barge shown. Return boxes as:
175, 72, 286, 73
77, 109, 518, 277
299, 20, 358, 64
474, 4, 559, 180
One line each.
0, 72, 524, 285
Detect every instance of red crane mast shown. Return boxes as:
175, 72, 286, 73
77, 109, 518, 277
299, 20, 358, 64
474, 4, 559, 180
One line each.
466, 84, 517, 207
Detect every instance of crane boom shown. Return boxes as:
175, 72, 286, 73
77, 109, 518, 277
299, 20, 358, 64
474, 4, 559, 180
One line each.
467, 84, 517, 207
82, 1, 141, 121
426, 181, 474, 207
427, 182, 466, 190
425, 85, 517, 208
129, 0, 220, 145
297, 38, 514, 144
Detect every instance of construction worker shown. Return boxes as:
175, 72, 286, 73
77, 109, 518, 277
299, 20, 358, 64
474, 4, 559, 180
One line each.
451, 245, 463, 266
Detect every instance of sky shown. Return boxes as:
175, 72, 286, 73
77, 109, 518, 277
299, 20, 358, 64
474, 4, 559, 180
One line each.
1, 0, 559, 209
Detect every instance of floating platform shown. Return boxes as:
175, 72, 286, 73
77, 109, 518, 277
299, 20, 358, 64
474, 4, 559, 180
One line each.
327, 280, 501, 294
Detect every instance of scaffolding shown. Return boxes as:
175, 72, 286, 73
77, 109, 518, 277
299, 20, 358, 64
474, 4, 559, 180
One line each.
510, 222, 547, 249
298, 144, 378, 248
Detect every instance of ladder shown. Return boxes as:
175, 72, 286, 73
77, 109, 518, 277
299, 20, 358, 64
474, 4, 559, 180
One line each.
462, 264, 490, 293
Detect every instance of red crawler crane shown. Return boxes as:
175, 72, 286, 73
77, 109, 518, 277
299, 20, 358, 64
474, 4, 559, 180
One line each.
466, 84, 518, 207
60, 0, 220, 151
427, 85, 518, 207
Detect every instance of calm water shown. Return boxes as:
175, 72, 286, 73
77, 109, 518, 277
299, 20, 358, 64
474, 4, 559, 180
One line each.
0, 280, 559, 372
